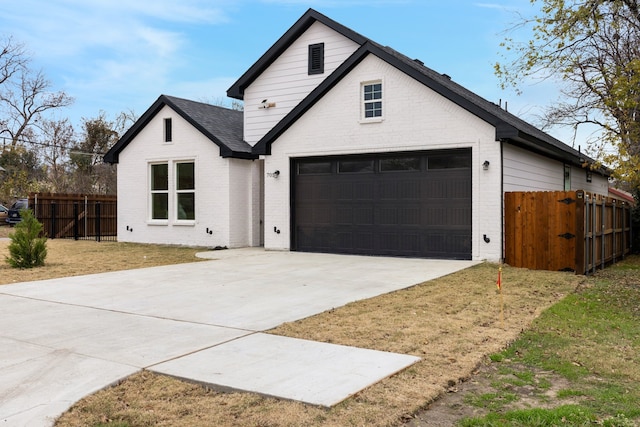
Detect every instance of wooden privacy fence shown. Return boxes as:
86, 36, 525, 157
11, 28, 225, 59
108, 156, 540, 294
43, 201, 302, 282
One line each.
505, 191, 632, 274
29, 193, 117, 242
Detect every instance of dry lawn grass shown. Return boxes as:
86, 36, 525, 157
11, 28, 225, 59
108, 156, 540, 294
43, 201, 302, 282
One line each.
0, 229, 205, 285
53, 259, 583, 427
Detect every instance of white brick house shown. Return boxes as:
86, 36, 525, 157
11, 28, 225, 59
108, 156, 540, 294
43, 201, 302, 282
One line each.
105, 8, 609, 261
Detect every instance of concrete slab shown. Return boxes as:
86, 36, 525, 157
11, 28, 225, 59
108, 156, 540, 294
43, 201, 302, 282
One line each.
6, 250, 476, 331
0, 337, 136, 426
0, 295, 251, 367
150, 333, 421, 407
0, 249, 478, 426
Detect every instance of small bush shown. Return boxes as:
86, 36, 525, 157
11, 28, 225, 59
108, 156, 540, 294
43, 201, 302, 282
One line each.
6, 209, 48, 268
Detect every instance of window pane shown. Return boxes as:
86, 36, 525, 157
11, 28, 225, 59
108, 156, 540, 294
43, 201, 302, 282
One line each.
364, 101, 382, 118
364, 84, 382, 100
339, 160, 374, 173
380, 157, 421, 172
428, 155, 471, 169
151, 164, 168, 190
177, 193, 195, 220
151, 193, 168, 219
176, 162, 195, 190
298, 161, 332, 174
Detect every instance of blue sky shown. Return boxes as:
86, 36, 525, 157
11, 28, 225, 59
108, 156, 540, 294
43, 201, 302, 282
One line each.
4, 0, 577, 144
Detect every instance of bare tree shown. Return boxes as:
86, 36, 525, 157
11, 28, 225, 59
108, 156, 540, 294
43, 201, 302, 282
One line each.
0, 69, 74, 149
0, 36, 27, 86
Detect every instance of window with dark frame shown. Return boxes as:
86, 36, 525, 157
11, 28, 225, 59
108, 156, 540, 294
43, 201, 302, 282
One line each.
164, 118, 172, 142
308, 43, 324, 75
380, 157, 421, 172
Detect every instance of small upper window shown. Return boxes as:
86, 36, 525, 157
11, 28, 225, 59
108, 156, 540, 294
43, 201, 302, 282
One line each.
164, 118, 172, 142
308, 43, 324, 75
564, 164, 571, 191
362, 82, 382, 119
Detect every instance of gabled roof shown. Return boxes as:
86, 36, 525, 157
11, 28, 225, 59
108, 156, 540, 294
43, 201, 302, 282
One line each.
227, 8, 367, 100
245, 9, 606, 175
104, 95, 254, 163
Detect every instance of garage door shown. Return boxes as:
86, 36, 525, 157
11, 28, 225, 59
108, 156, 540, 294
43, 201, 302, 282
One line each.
292, 149, 472, 259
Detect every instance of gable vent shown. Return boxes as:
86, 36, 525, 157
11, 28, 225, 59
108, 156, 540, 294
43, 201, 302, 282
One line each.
308, 43, 324, 75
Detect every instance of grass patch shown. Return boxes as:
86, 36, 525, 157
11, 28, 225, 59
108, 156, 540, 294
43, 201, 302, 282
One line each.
457, 255, 640, 426
460, 405, 596, 427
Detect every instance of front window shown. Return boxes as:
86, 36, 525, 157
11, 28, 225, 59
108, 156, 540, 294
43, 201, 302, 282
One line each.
176, 162, 195, 220
150, 163, 169, 220
362, 82, 383, 119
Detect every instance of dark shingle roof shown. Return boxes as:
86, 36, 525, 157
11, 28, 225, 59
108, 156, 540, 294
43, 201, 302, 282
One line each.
104, 95, 253, 163
244, 9, 604, 174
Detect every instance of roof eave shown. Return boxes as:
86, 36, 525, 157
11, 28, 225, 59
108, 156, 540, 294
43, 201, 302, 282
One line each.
103, 95, 168, 164
498, 126, 610, 176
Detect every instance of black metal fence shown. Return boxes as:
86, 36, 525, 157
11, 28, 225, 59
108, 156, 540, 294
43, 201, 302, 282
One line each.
30, 193, 117, 242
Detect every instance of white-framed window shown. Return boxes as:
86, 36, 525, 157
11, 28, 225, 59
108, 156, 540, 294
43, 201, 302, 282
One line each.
150, 163, 169, 220
564, 164, 571, 191
148, 160, 196, 223
175, 161, 195, 221
362, 81, 383, 120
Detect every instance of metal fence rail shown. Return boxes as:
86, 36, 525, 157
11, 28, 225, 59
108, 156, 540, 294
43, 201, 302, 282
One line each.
30, 193, 117, 242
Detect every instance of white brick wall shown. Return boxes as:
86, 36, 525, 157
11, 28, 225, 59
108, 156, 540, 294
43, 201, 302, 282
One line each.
263, 55, 503, 261
117, 105, 254, 248
244, 21, 360, 145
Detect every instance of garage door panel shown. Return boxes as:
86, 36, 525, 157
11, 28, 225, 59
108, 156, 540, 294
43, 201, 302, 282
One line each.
293, 150, 471, 259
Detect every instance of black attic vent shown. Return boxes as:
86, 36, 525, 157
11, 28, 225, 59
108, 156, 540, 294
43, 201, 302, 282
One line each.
308, 43, 324, 75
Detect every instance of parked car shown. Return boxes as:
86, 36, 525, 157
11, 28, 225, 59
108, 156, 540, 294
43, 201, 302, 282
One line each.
6, 198, 28, 225
0, 204, 8, 224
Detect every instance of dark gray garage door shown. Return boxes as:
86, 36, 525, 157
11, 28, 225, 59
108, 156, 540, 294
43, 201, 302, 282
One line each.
292, 149, 472, 259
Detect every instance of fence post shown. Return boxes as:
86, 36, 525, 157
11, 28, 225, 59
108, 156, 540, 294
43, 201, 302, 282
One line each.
73, 202, 79, 240
95, 202, 101, 242
612, 200, 616, 264
50, 202, 56, 239
592, 196, 597, 274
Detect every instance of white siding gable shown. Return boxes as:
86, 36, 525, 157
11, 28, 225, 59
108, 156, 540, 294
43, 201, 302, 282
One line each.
243, 21, 360, 145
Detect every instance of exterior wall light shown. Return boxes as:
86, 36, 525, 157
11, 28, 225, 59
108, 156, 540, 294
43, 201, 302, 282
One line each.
483, 160, 490, 170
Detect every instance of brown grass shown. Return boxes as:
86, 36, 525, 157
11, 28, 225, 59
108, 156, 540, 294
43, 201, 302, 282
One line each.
0, 229, 205, 285
51, 254, 582, 427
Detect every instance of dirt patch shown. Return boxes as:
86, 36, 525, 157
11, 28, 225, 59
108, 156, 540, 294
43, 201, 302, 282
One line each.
402, 359, 578, 426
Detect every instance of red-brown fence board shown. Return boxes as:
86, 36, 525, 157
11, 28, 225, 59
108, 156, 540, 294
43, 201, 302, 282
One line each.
505, 191, 632, 274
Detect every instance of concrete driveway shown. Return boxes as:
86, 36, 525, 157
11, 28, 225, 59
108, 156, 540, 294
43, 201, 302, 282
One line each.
0, 248, 478, 426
